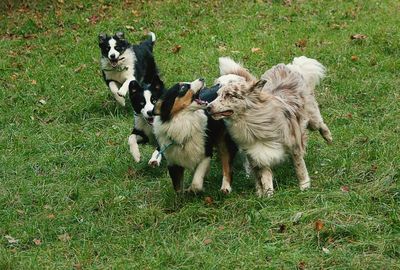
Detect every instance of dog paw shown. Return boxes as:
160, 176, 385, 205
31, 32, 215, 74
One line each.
256, 187, 273, 197
148, 158, 160, 167
220, 187, 232, 194
115, 95, 125, 106
117, 89, 126, 97
186, 184, 204, 194
299, 181, 311, 191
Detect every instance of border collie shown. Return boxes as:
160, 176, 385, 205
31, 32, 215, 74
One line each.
98, 31, 157, 106
153, 79, 237, 193
128, 74, 165, 166
207, 56, 332, 196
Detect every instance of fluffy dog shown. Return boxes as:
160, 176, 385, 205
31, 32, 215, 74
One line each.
128, 74, 165, 166
207, 56, 332, 196
153, 79, 237, 193
99, 31, 157, 106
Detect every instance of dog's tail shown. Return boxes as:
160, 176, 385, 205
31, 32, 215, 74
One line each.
287, 56, 325, 89
142, 32, 156, 51
219, 57, 257, 82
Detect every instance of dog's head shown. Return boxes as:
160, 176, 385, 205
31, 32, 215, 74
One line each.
207, 57, 264, 120
98, 31, 129, 68
153, 78, 206, 122
129, 75, 165, 125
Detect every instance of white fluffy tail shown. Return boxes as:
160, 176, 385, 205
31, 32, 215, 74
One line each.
218, 57, 257, 82
148, 32, 156, 42
287, 56, 325, 88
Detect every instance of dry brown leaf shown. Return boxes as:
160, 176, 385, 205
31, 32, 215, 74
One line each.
33, 238, 42, 246
58, 233, 71, 242
341, 185, 350, 192
351, 55, 359, 61
203, 238, 212, 245
172, 45, 182, 54
88, 15, 99, 25
204, 196, 213, 205
218, 45, 227, 52
251, 47, 262, 53
218, 225, 225, 231
5, 235, 19, 244
73, 263, 83, 270
346, 113, 353, 119
31, 80, 37, 85
132, 10, 140, 16
47, 213, 55, 219
315, 220, 324, 231
295, 39, 307, 49
351, 34, 367, 40
298, 261, 306, 270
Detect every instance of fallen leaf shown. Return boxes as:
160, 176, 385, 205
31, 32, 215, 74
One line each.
73, 263, 82, 270
58, 233, 71, 242
5, 235, 19, 244
204, 196, 213, 205
74, 64, 86, 73
295, 39, 307, 49
315, 220, 324, 231
341, 185, 350, 192
125, 25, 135, 31
371, 164, 378, 172
292, 212, 303, 224
322, 247, 330, 254
218, 225, 225, 231
203, 238, 212, 245
351, 34, 367, 40
346, 113, 353, 119
351, 55, 359, 61
131, 10, 140, 16
172, 45, 182, 54
327, 237, 334, 243
31, 80, 37, 85
88, 15, 99, 25
251, 47, 262, 53
218, 45, 227, 52
95, 132, 101, 137
39, 99, 46, 105
283, 0, 292, 6
57, 0, 64, 4
298, 261, 306, 270
33, 238, 42, 246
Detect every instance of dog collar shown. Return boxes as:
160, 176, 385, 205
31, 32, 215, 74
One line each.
156, 142, 174, 159
102, 66, 128, 72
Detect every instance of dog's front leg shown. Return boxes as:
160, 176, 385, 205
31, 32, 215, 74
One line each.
128, 134, 141, 162
168, 165, 184, 192
117, 77, 135, 97
187, 157, 211, 193
148, 147, 162, 167
108, 81, 125, 106
291, 148, 311, 191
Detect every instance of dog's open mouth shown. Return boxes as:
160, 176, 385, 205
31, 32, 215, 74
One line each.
194, 99, 208, 106
109, 57, 124, 68
145, 117, 154, 125
211, 110, 234, 117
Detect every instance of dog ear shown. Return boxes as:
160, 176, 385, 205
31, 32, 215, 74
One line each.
129, 80, 141, 93
252, 79, 267, 91
98, 33, 107, 44
115, 31, 125, 39
152, 75, 164, 93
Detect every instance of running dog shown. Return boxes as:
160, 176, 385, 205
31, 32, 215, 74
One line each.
153, 79, 237, 193
207, 56, 332, 196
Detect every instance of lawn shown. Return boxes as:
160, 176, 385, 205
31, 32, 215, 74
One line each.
0, 0, 399, 269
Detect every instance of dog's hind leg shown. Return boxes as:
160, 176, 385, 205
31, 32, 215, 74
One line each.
168, 165, 184, 192
217, 139, 236, 194
306, 97, 332, 144
255, 167, 274, 197
187, 157, 211, 193
291, 147, 311, 191
108, 81, 125, 106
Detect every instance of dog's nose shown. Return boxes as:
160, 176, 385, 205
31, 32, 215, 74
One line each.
110, 54, 116, 59
206, 104, 212, 113
147, 110, 153, 117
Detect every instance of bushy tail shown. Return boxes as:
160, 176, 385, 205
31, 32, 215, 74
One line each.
287, 56, 325, 89
142, 32, 156, 52
219, 57, 257, 82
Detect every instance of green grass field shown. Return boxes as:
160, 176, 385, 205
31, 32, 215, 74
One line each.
1, 0, 399, 269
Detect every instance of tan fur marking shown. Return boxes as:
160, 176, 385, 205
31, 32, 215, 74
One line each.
170, 90, 194, 116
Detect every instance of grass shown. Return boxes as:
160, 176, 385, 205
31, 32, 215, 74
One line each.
0, 0, 399, 269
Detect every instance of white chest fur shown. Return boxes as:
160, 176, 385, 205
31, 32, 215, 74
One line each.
101, 49, 136, 84
153, 110, 208, 170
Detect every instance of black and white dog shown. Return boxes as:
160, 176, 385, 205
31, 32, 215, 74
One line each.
99, 31, 164, 165
128, 74, 165, 166
99, 31, 157, 106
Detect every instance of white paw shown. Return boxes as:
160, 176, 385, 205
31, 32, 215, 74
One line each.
148, 158, 160, 167
117, 89, 127, 97
299, 180, 311, 191
256, 186, 273, 197
220, 186, 232, 194
186, 183, 204, 194
220, 178, 232, 194
115, 95, 125, 106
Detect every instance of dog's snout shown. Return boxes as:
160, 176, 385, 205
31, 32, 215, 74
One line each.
110, 54, 116, 59
147, 110, 153, 117
206, 104, 213, 113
